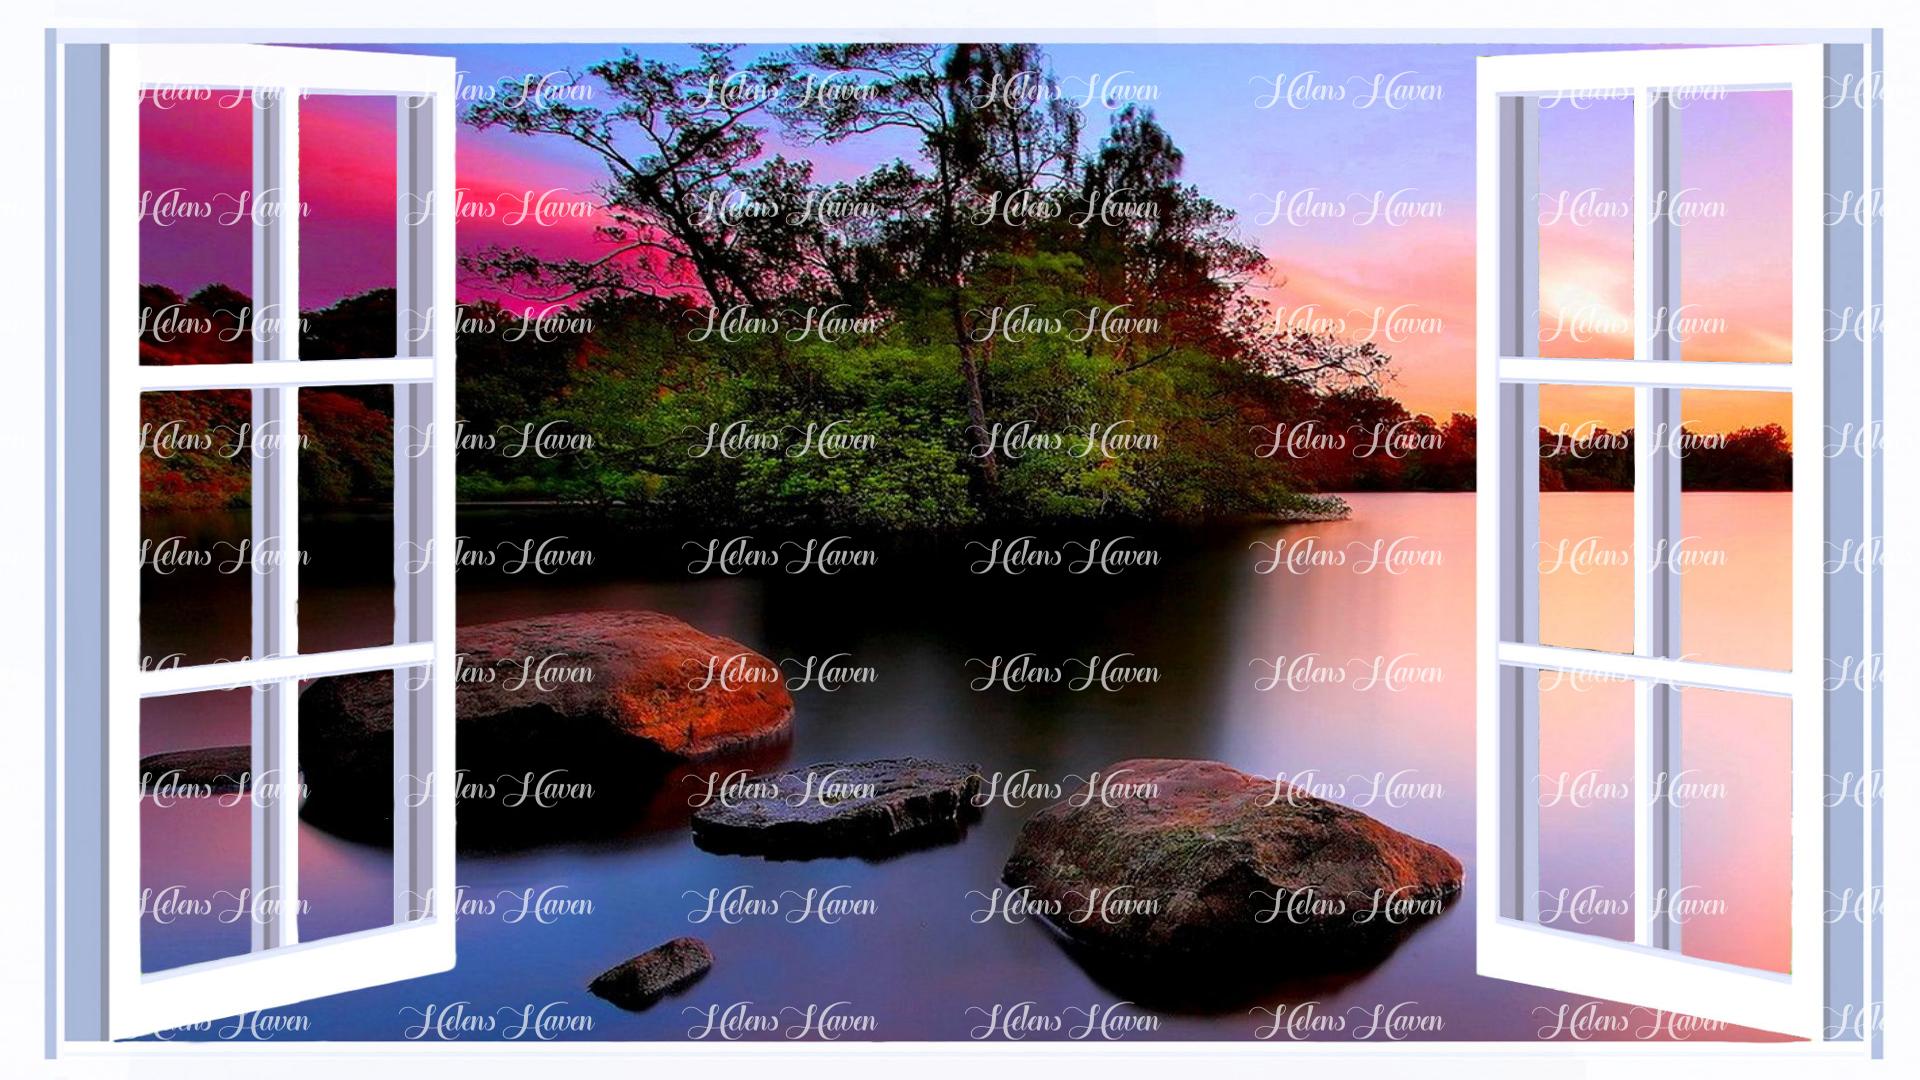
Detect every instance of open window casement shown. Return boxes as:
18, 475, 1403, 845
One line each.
1475, 44, 1880, 1044
61, 44, 458, 1040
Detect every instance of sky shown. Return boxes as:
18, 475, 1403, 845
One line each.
138, 42, 1795, 435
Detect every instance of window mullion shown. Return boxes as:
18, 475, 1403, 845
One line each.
1632, 88, 1684, 954
1489, 93, 1541, 925
392, 91, 440, 924
249, 84, 302, 952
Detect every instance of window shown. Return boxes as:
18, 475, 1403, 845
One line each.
61, 44, 458, 1040
1476, 44, 1879, 1042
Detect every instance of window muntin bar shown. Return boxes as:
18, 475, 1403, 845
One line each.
137, 356, 436, 391
1497, 356, 1794, 391
134, 642, 437, 698
1496, 642, 1792, 697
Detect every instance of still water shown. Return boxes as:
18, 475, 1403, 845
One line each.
136, 492, 1793, 1042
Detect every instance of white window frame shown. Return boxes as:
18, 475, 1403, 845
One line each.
1475, 44, 1880, 1043
38, 26, 1883, 1065
60, 43, 458, 1041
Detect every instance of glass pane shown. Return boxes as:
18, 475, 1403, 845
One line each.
1673, 389, 1793, 670
1536, 384, 1634, 654
296, 670, 397, 943
299, 94, 399, 360
140, 390, 262, 669
1535, 92, 1634, 360
141, 687, 256, 972
1674, 686, 1790, 974
298, 386, 396, 652
1533, 667, 1635, 942
139, 87, 257, 367
1674, 89, 1792, 363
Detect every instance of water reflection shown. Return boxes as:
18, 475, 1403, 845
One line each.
135, 492, 1792, 1041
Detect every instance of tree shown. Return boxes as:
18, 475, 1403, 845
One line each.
771, 43, 1083, 485
451, 42, 1412, 528
463, 45, 824, 312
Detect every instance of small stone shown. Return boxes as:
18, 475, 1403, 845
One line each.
588, 937, 714, 1011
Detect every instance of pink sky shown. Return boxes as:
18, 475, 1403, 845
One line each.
138, 46, 1796, 437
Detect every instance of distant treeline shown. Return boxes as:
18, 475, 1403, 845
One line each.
136, 282, 1791, 514
1537, 421, 1793, 491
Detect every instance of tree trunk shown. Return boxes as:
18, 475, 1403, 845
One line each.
956, 337, 997, 484
933, 150, 997, 486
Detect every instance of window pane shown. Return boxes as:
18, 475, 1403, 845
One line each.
140, 390, 263, 669
297, 386, 397, 653
140, 687, 256, 972
296, 670, 398, 944
1535, 92, 1634, 360
299, 94, 400, 360
1674, 389, 1792, 670
1674, 89, 1792, 364
1536, 384, 1634, 654
1674, 686, 1790, 974
1534, 667, 1635, 942
139, 87, 257, 367
137, 86, 408, 363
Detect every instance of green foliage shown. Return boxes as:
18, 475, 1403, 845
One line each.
474, 242, 1360, 530
438, 42, 1405, 531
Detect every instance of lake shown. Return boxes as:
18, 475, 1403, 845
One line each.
135, 491, 1793, 1043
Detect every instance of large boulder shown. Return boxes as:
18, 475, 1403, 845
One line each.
139, 745, 257, 796
1001, 759, 1461, 976
691, 758, 982, 859
588, 937, 713, 1011
299, 610, 793, 842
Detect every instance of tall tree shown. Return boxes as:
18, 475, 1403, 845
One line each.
773, 44, 1082, 484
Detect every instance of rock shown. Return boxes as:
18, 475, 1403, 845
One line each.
297, 610, 793, 843
307, 609, 794, 759
587, 937, 713, 1011
1001, 758, 1462, 973
691, 758, 982, 858
139, 745, 256, 795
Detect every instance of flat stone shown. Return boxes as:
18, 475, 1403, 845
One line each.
303, 609, 793, 764
296, 611, 795, 842
691, 758, 982, 858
